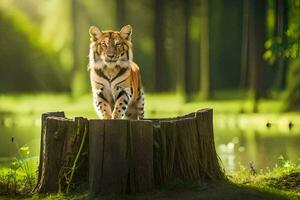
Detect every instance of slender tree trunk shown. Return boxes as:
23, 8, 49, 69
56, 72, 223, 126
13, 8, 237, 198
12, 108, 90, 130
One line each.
116, 0, 126, 27
154, 0, 167, 92
248, 0, 267, 112
240, 0, 250, 88
70, 0, 90, 97
70, 0, 79, 96
274, 0, 288, 90
171, 0, 185, 95
70, 0, 90, 96
183, 0, 192, 101
199, 0, 212, 99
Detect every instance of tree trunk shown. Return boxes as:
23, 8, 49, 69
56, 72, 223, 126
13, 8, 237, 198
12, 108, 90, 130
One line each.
35, 109, 224, 194
70, 0, 79, 96
153, 109, 224, 185
33, 114, 89, 193
199, 0, 212, 99
183, 0, 192, 101
89, 119, 155, 194
274, 0, 288, 90
33, 112, 65, 193
248, 0, 267, 112
240, 0, 250, 88
89, 120, 129, 194
116, 0, 126, 27
154, 0, 168, 91
70, 0, 89, 97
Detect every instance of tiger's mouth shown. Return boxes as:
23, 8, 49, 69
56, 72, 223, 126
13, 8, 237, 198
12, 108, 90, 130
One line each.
105, 58, 118, 63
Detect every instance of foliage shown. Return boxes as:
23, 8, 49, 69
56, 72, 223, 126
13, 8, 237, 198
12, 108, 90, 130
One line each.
0, 7, 69, 92
229, 156, 300, 199
264, 0, 300, 64
283, 58, 300, 111
0, 139, 36, 195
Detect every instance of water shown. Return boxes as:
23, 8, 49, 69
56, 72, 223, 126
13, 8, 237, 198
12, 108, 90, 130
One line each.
0, 114, 299, 171
215, 128, 300, 171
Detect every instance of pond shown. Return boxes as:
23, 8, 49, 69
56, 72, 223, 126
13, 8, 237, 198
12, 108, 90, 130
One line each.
0, 113, 299, 172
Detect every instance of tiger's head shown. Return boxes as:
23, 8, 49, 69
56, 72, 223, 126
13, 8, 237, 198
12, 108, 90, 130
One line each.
88, 25, 133, 69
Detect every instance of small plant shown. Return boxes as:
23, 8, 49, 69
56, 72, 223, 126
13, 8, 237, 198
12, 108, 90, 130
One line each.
0, 137, 36, 195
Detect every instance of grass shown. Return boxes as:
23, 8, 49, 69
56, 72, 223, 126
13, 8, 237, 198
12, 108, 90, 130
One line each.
227, 158, 300, 200
0, 157, 299, 199
1, 92, 300, 133
0, 92, 283, 116
0, 92, 297, 117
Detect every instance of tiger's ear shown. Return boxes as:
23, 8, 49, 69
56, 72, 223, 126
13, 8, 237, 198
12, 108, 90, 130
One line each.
89, 26, 102, 41
120, 25, 132, 40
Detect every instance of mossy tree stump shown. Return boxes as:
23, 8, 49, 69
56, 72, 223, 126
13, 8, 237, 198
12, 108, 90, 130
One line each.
34, 108, 224, 194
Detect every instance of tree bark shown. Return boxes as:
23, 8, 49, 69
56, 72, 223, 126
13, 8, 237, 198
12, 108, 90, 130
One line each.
89, 119, 154, 194
130, 120, 154, 192
35, 109, 223, 194
33, 115, 89, 193
153, 108, 224, 185
33, 112, 65, 193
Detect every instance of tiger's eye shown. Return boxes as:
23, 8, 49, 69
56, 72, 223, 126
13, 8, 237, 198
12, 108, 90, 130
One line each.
116, 43, 122, 47
100, 42, 107, 48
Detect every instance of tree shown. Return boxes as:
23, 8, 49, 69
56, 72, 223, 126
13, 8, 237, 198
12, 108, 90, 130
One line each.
274, 0, 288, 90
241, 0, 267, 112
284, 58, 300, 111
70, 0, 90, 97
116, 0, 126, 27
199, 0, 212, 99
282, 0, 300, 111
183, 0, 192, 100
240, 0, 250, 88
153, 0, 168, 91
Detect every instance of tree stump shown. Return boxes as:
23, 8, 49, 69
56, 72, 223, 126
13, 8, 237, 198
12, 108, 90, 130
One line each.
34, 108, 224, 194
33, 113, 89, 193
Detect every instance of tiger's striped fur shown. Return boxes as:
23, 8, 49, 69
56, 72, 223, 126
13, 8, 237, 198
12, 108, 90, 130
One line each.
88, 25, 144, 120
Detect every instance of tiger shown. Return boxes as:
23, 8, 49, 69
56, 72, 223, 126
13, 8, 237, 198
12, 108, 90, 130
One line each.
88, 25, 145, 120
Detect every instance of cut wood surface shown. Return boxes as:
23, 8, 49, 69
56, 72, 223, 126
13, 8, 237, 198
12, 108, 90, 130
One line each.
34, 108, 224, 194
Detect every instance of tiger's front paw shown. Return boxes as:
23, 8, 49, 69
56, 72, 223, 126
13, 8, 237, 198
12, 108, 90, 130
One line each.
101, 113, 112, 119
112, 106, 127, 119
112, 112, 125, 119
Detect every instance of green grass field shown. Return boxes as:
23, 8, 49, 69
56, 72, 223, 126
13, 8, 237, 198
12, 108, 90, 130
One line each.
1, 92, 299, 132
0, 92, 290, 117
0, 159, 299, 199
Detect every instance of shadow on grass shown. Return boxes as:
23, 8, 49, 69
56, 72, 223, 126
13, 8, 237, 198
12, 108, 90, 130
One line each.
195, 181, 294, 200
90, 180, 297, 200
0, 180, 297, 200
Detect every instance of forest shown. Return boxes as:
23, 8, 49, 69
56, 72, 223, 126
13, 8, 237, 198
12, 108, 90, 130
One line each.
0, 0, 299, 199
0, 0, 299, 110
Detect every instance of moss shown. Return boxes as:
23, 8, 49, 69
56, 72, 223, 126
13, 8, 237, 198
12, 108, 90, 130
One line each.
268, 172, 300, 192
